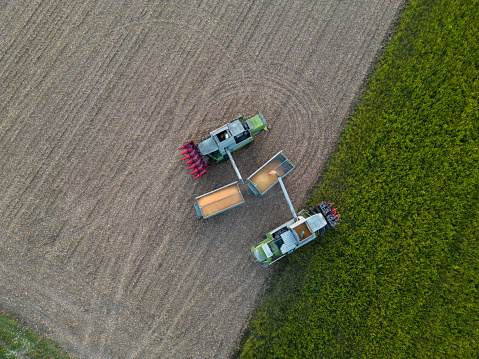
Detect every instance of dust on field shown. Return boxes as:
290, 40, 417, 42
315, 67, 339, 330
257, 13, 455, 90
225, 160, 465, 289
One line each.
0, 1, 405, 358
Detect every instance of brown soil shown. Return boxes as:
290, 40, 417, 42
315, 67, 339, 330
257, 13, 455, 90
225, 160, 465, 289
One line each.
0, 1, 405, 358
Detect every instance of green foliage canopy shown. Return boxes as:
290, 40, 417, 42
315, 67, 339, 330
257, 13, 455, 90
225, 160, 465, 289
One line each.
239, 0, 479, 357
0, 312, 71, 358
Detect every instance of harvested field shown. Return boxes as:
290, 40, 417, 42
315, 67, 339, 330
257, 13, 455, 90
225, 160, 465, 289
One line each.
0, 1, 404, 358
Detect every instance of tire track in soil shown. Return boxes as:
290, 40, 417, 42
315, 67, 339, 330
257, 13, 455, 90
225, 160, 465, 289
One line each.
0, 1, 406, 358
74, 8, 244, 353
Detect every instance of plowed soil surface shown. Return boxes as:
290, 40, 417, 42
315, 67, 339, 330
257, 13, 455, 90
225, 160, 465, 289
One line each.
0, 1, 404, 358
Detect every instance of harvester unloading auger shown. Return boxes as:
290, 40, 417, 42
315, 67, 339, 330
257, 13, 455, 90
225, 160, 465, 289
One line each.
178, 114, 268, 182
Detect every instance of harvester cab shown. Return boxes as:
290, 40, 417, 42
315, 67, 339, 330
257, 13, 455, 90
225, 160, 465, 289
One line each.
198, 114, 267, 162
249, 153, 340, 266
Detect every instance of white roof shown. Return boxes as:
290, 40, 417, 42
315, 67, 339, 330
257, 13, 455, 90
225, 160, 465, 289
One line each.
262, 244, 273, 258
307, 214, 327, 232
198, 137, 218, 155
228, 120, 245, 136
280, 230, 297, 253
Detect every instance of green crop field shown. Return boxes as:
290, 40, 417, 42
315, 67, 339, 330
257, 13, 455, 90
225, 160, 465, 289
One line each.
0, 312, 70, 358
238, 0, 479, 357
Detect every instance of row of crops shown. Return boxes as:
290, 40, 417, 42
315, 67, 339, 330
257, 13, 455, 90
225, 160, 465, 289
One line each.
238, 0, 478, 357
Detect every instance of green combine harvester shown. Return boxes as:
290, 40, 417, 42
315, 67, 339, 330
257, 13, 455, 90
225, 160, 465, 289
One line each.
179, 114, 268, 183
179, 114, 268, 219
198, 114, 268, 163
248, 152, 340, 266
198, 114, 267, 184
251, 201, 339, 266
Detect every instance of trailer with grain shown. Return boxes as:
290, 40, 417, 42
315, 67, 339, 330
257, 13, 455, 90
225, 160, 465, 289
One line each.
194, 182, 245, 219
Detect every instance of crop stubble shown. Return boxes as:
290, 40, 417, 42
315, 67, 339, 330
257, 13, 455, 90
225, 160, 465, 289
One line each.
0, 1, 404, 358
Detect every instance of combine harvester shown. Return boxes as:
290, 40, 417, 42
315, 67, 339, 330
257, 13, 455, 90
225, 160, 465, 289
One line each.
178, 114, 268, 183
249, 153, 340, 266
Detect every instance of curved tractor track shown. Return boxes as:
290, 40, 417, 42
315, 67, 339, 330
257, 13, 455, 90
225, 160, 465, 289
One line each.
0, 1, 404, 358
